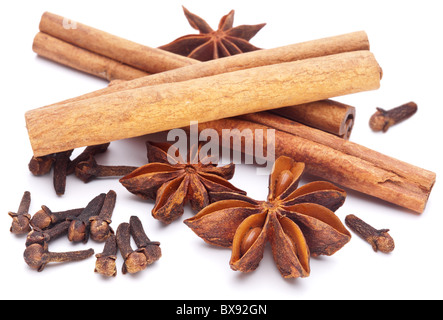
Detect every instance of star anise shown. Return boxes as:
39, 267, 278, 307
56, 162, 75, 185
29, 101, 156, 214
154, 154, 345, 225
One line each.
184, 156, 351, 279
119, 141, 246, 224
159, 6, 266, 61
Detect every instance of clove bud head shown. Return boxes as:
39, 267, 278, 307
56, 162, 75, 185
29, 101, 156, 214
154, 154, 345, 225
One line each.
90, 218, 113, 242
75, 157, 99, 182
30, 208, 52, 230
9, 213, 32, 235
95, 254, 117, 277
124, 252, 148, 274
68, 220, 87, 242
24, 244, 50, 271
368, 230, 395, 253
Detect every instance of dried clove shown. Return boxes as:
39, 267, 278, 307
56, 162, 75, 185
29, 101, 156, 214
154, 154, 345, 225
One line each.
67, 143, 110, 175
75, 156, 137, 183
116, 222, 148, 274
67, 193, 106, 243
30, 205, 84, 230
53, 150, 74, 195
24, 243, 94, 272
8, 191, 32, 235
89, 190, 117, 242
369, 101, 417, 132
94, 234, 118, 277
345, 214, 395, 253
28, 155, 55, 176
29, 143, 110, 194
129, 216, 161, 264
26, 220, 71, 247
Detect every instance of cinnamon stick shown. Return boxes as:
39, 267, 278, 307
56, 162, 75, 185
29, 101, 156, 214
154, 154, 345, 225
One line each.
34, 20, 367, 139
272, 100, 356, 139
33, 32, 149, 81
25, 50, 382, 157
43, 30, 371, 106
197, 116, 435, 213
38, 12, 198, 74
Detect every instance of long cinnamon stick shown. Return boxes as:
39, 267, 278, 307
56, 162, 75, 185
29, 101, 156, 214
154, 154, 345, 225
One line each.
34, 23, 366, 138
33, 32, 149, 81
197, 116, 435, 213
26, 50, 382, 157
43, 30, 371, 106
38, 12, 198, 74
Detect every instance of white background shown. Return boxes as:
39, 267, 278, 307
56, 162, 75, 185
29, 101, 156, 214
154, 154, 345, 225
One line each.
1, 0, 442, 300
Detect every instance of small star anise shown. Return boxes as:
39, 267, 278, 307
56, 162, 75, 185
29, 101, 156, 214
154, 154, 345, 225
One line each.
119, 141, 246, 224
159, 6, 266, 61
184, 156, 351, 278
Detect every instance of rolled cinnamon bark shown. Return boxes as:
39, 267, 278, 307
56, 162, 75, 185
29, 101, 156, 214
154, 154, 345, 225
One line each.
25, 51, 382, 157
38, 12, 198, 74
44, 31, 371, 106
33, 32, 149, 81
197, 116, 435, 214
272, 100, 356, 139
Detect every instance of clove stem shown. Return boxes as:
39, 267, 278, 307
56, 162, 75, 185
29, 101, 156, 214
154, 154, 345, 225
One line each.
53, 150, 73, 195
67, 193, 106, 243
129, 216, 161, 264
30, 206, 84, 230
94, 234, 118, 277
116, 222, 147, 274
24, 243, 94, 272
26, 220, 71, 247
89, 190, 117, 242
8, 191, 32, 234
345, 214, 395, 253
369, 101, 417, 132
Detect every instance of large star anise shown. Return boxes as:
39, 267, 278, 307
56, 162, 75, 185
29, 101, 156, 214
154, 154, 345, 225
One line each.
119, 141, 246, 224
184, 156, 351, 278
159, 6, 266, 61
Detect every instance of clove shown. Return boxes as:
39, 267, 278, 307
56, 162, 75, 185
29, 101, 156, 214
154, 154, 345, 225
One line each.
53, 150, 74, 195
89, 190, 117, 242
345, 214, 395, 253
94, 234, 118, 277
67, 143, 110, 175
116, 222, 148, 274
67, 193, 106, 243
26, 220, 71, 247
8, 191, 32, 235
28, 143, 111, 194
129, 216, 161, 264
28, 155, 55, 176
369, 101, 417, 132
30, 205, 84, 230
24, 243, 94, 272
75, 156, 138, 183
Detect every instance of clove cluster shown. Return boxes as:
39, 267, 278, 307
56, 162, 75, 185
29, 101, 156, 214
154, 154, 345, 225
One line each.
101, 216, 162, 276
28, 143, 138, 195
9, 190, 161, 276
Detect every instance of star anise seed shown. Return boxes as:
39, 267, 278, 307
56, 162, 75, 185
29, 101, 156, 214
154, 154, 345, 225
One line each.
184, 156, 351, 279
119, 141, 246, 224
159, 6, 266, 61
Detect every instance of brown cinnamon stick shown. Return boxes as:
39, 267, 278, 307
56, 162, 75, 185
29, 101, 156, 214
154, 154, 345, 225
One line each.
26, 50, 382, 157
197, 116, 435, 213
272, 100, 356, 139
34, 22, 367, 139
38, 12, 198, 74
43, 30, 371, 106
33, 32, 149, 81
